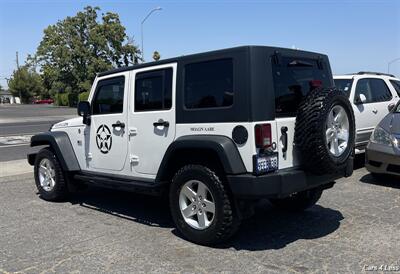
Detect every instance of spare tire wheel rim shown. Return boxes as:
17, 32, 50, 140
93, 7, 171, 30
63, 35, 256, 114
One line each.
326, 105, 350, 157
179, 180, 215, 230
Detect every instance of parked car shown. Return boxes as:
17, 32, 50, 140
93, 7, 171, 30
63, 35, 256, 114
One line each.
28, 46, 355, 245
334, 72, 400, 153
365, 100, 400, 177
33, 98, 54, 104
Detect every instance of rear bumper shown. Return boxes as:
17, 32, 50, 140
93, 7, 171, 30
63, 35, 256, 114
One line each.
227, 157, 353, 199
365, 142, 400, 176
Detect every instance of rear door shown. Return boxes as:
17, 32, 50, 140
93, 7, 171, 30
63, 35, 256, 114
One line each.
352, 78, 395, 147
128, 63, 177, 175
272, 56, 332, 169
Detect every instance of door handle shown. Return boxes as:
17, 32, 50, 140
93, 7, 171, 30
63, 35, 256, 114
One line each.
281, 126, 288, 153
153, 120, 169, 127
372, 109, 378, 114
112, 121, 125, 129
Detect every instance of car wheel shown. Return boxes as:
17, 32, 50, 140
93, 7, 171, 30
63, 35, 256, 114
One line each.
34, 148, 69, 201
269, 188, 323, 212
169, 165, 240, 245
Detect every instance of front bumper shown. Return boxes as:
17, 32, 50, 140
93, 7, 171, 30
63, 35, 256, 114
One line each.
365, 142, 400, 176
227, 158, 353, 199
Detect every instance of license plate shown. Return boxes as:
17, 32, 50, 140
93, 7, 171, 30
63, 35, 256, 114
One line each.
255, 153, 278, 174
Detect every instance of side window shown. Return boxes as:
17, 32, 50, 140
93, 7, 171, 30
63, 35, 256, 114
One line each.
184, 59, 234, 109
390, 80, 400, 96
92, 76, 125, 115
355, 78, 392, 103
135, 68, 172, 111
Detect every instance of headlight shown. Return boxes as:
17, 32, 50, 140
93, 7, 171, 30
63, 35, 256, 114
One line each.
370, 126, 394, 146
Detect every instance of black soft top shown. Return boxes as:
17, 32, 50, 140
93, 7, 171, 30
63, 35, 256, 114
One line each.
97, 46, 332, 123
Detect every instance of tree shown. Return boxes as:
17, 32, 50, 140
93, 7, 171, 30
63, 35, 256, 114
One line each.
35, 6, 141, 99
8, 66, 44, 103
153, 51, 161, 61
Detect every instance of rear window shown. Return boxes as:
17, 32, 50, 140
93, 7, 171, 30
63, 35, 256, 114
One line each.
390, 80, 400, 96
273, 57, 331, 117
334, 79, 353, 98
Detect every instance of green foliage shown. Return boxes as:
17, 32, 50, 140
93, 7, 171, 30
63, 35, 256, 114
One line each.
54, 92, 78, 107
35, 6, 141, 97
78, 91, 90, 102
153, 51, 161, 61
8, 66, 45, 103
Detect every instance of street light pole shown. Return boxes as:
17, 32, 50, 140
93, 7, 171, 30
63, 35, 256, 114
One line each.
388, 58, 400, 74
141, 7, 162, 62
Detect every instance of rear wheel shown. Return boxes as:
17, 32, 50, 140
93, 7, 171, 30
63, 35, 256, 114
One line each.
269, 188, 323, 212
169, 165, 240, 245
34, 148, 69, 201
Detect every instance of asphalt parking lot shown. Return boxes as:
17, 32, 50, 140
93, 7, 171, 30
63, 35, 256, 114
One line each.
0, 163, 399, 273
1, 105, 399, 273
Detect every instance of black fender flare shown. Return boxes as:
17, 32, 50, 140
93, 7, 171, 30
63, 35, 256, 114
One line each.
156, 135, 246, 182
28, 131, 80, 172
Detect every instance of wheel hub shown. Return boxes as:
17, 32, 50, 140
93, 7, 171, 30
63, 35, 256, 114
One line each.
179, 180, 215, 230
38, 158, 56, 192
325, 105, 350, 157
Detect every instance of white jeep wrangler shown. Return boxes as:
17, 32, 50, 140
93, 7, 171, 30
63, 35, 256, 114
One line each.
28, 46, 355, 245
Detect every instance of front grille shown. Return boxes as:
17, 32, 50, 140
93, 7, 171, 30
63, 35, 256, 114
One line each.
368, 160, 382, 168
387, 164, 400, 174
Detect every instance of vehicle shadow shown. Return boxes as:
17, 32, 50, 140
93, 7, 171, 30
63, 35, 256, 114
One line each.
69, 186, 174, 228
354, 153, 365, 170
69, 187, 343, 251
359, 173, 400, 190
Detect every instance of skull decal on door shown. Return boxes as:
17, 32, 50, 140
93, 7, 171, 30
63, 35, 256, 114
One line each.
96, 124, 112, 154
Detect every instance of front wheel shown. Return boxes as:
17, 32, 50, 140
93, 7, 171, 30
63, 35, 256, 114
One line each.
269, 188, 323, 212
34, 148, 69, 201
169, 165, 240, 245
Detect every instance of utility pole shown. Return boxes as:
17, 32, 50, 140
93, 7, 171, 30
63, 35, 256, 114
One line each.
388, 58, 400, 74
141, 7, 162, 62
15, 51, 22, 103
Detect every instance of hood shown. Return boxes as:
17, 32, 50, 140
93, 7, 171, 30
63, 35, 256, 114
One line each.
52, 117, 84, 129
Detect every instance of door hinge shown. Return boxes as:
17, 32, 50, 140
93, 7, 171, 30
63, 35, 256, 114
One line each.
129, 128, 137, 136
130, 155, 139, 164
86, 153, 92, 160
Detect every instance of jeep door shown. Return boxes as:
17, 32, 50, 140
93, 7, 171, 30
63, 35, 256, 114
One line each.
128, 63, 176, 175
352, 77, 397, 148
87, 73, 129, 172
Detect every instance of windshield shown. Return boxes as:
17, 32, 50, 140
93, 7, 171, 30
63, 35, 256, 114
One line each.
334, 79, 353, 98
273, 56, 332, 117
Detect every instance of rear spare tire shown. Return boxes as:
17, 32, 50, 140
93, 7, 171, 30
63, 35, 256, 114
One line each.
295, 87, 355, 175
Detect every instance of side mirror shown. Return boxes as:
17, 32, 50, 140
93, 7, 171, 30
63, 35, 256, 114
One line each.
355, 93, 367, 105
77, 101, 91, 125
388, 103, 396, 112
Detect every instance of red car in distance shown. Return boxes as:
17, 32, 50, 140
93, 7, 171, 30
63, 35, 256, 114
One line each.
33, 98, 54, 104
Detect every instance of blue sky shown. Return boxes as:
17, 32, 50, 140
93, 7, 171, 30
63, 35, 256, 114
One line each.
0, 0, 399, 88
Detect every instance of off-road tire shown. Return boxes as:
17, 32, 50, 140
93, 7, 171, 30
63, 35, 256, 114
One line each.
295, 87, 355, 175
34, 148, 69, 201
169, 165, 240, 246
270, 188, 323, 212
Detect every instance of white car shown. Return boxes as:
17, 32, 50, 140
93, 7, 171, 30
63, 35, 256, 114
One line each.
334, 72, 400, 153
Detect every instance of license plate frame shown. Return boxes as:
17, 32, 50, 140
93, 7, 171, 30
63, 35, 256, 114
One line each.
254, 153, 278, 174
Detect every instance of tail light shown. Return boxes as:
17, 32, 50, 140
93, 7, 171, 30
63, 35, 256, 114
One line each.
255, 124, 272, 149
309, 80, 322, 90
